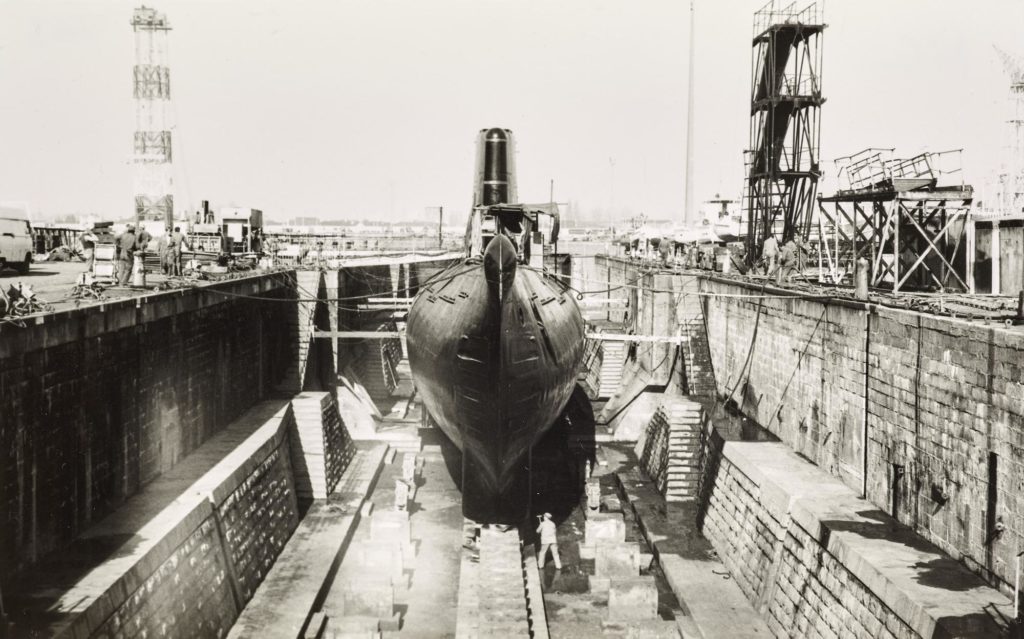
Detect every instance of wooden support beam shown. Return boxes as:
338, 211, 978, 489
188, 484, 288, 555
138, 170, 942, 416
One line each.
311, 330, 689, 344
589, 333, 690, 344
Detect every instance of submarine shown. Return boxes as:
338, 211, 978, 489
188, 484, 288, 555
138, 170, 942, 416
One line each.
405, 128, 586, 524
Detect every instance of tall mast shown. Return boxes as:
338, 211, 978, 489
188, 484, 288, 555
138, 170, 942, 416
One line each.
683, 0, 696, 224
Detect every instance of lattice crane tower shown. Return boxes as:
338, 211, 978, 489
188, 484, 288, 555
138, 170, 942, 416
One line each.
744, 1, 825, 265
131, 6, 173, 227
994, 46, 1024, 215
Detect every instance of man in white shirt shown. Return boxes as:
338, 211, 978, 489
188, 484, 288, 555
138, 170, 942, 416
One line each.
536, 512, 562, 570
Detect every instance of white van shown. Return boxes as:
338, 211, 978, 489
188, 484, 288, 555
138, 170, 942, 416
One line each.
0, 208, 34, 274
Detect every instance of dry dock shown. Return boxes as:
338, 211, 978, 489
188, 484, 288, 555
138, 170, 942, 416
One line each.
0, 254, 1021, 638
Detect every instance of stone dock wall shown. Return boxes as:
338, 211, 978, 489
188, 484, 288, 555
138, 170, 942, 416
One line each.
72, 403, 301, 639
701, 275, 1024, 594
0, 272, 297, 580
595, 256, 1024, 596
697, 432, 1008, 638
36, 390, 357, 639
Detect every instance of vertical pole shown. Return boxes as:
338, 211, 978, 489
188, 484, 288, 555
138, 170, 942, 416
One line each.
550, 179, 557, 268
966, 216, 976, 294
1011, 540, 1019, 622
683, 0, 696, 225
992, 222, 1001, 295
862, 309, 871, 499
438, 206, 443, 248
607, 266, 611, 322
894, 202, 901, 292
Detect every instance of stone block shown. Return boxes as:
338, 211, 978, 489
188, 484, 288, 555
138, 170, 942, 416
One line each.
585, 513, 626, 546
378, 612, 401, 632
595, 542, 640, 578
401, 453, 417, 483
588, 575, 611, 592
601, 494, 623, 513
356, 541, 406, 579
370, 511, 410, 545
330, 615, 380, 639
340, 577, 394, 619
607, 576, 658, 621
602, 619, 685, 638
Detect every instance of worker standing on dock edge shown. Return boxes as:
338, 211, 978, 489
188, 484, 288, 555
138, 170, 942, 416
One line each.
115, 225, 136, 286
762, 235, 779, 276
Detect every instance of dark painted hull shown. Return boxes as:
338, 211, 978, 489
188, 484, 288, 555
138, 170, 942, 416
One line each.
406, 256, 585, 523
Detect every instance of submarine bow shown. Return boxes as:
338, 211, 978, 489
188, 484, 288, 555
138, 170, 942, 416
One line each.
405, 129, 585, 524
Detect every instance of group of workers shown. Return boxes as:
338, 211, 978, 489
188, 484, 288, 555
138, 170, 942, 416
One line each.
99, 225, 190, 285
760, 235, 808, 282
659, 234, 809, 282
157, 226, 191, 276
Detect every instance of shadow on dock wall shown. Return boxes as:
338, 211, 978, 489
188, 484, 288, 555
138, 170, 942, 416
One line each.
0, 275, 297, 587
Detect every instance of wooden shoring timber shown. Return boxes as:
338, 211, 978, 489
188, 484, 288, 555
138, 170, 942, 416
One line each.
311, 330, 689, 344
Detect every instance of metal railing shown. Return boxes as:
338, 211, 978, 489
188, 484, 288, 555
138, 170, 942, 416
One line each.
753, 0, 822, 36
835, 148, 894, 191
834, 148, 965, 192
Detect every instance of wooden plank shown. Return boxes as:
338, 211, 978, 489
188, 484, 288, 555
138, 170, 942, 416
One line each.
312, 330, 689, 344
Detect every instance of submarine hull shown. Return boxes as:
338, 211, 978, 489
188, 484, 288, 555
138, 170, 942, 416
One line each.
406, 251, 585, 524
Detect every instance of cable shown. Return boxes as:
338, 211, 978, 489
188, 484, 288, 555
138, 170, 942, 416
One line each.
763, 305, 830, 429
180, 261, 481, 304
724, 283, 767, 407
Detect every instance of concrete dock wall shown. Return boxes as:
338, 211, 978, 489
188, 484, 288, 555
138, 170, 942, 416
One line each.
700, 276, 1024, 593
0, 272, 297, 579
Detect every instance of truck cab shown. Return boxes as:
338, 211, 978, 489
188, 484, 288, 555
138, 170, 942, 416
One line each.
0, 206, 34, 274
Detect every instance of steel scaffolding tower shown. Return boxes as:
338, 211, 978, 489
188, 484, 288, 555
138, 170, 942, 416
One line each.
744, 1, 825, 265
131, 6, 173, 226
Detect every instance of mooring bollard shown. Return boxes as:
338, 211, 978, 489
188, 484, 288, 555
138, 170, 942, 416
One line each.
132, 254, 146, 287
855, 257, 869, 300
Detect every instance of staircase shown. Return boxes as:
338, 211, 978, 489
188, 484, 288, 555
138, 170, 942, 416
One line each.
357, 323, 404, 400
663, 400, 704, 503
679, 318, 716, 397
597, 342, 626, 399
577, 335, 604, 400
456, 527, 531, 638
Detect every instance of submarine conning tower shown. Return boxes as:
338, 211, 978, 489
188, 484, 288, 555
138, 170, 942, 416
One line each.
474, 127, 517, 207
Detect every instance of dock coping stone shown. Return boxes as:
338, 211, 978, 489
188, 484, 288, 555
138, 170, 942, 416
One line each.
722, 438, 1013, 638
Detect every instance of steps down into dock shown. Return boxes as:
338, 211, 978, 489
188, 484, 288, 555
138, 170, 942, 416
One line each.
635, 398, 705, 503
357, 324, 404, 400
663, 401, 703, 503
456, 527, 533, 638
598, 341, 626, 399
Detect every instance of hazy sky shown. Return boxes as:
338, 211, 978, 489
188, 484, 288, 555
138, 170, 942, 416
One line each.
1, 0, 1021, 223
